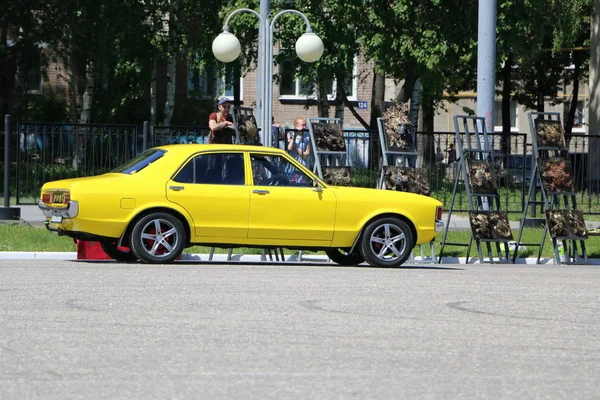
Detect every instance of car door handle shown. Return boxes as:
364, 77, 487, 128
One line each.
252, 189, 270, 195
169, 186, 185, 191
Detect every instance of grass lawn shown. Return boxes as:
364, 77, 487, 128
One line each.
1, 222, 599, 259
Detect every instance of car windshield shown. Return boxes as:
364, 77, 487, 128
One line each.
112, 149, 166, 174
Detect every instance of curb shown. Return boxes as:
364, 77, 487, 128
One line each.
1, 252, 599, 265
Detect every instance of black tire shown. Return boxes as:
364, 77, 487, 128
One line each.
130, 212, 186, 264
359, 217, 414, 267
100, 239, 138, 262
325, 248, 364, 266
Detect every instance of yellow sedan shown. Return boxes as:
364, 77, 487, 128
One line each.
39, 144, 443, 267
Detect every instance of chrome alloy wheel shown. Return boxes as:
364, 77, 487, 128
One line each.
368, 222, 407, 262
360, 217, 414, 267
130, 212, 186, 263
140, 218, 179, 256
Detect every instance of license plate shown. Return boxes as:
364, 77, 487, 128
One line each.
51, 215, 63, 223
53, 192, 65, 204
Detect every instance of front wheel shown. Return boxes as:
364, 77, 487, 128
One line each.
359, 217, 414, 267
325, 248, 364, 266
130, 212, 186, 264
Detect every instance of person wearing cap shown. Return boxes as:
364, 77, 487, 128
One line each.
208, 98, 235, 144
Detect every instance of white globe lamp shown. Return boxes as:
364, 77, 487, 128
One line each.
295, 32, 324, 63
212, 31, 241, 63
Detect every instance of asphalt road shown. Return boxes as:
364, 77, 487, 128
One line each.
1, 260, 599, 400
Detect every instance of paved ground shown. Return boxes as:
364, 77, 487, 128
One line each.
1, 260, 599, 400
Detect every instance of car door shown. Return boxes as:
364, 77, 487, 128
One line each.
247, 153, 336, 242
166, 151, 250, 239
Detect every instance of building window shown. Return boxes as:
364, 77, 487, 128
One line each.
187, 64, 242, 101
279, 60, 312, 97
278, 59, 357, 100
26, 47, 43, 94
187, 67, 208, 97
493, 100, 518, 132
218, 70, 243, 100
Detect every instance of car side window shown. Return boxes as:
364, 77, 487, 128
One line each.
173, 153, 245, 185
250, 154, 313, 187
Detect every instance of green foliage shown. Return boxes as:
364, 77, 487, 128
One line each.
171, 98, 216, 126
26, 91, 69, 122
351, 168, 379, 188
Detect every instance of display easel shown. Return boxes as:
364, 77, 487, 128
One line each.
232, 106, 260, 145
438, 116, 513, 264
375, 116, 435, 263
307, 118, 348, 179
376, 117, 418, 170
307, 118, 350, 264
511, 112, 588, 264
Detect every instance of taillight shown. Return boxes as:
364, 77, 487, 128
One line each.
436, 206, 443, 221
42, 193, 51, 203
63, 193, 70, 204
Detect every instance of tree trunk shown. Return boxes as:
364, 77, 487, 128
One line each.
0, 21, 7, 116
369, 70, 385, 169
162, 57, 176, 126
334, 73, 345, 123
79, 60, 95, 124
67, 55, 79, 123
162, 10, 177, 127
317, 78, 329, 118
369, 70, 385, 129
233, 61, 241, 108
150, 58, 157, 128
565, 52, 581, 145
421, 92, 436, 168
501, 55, 513, 155
408, 79, 421, 168
397, 70, 416, 103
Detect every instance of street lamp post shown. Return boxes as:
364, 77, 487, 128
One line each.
212, 8, 323, 148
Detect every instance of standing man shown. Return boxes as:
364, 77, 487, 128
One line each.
208, 98, 235, 144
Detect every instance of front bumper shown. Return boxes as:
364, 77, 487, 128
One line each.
436, 220, 444, 232
38, 200, 79, 221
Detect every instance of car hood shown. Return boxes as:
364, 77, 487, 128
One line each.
329, 185, 441, 205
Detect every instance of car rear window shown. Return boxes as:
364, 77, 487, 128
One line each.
112, 149, 166, 174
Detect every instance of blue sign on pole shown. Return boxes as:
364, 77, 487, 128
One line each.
357, 101, 368, 110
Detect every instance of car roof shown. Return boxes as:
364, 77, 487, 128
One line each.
155, 143, 288, 155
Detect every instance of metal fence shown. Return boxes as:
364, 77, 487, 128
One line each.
4, 120, 600, 215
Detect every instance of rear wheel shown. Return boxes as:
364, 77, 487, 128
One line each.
359, 217, 414, 267
130, 212, 186, 264
100, 239, 137, 262
325, 248, 364, 266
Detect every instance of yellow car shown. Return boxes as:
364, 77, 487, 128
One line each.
39, 144, 443, 267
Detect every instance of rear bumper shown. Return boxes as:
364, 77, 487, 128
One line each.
38, 200, 79, 220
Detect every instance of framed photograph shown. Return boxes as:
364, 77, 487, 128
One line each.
381, 166, 430, 196
534, 119, 566, 148
545, 209, 587, 239
381, 103, 415, 153
540, 157, 574, 193
322, 166, 352, 186
467, 159, 497, 194
234, 110, 260, 145
468, 211, 513, 241
311, 122, 346, 152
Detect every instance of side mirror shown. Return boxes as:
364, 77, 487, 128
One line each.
312, 181, 323, 193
